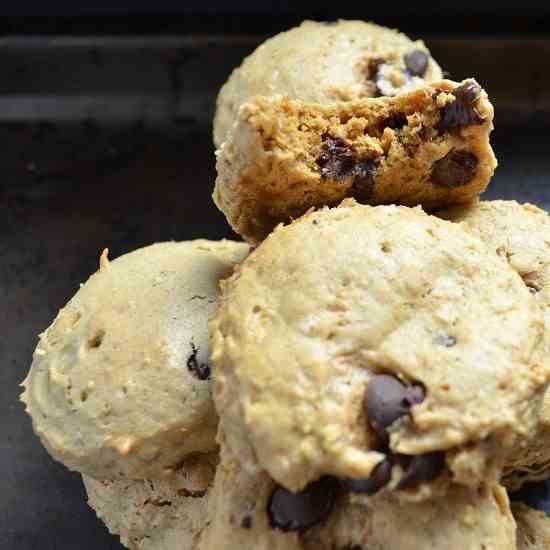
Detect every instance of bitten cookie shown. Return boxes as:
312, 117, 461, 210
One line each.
198, 430, 516, 550
210, 201, 547, 497
21, 240, 249, 480
438, 200, 550, 489
214, 20, 443, 147
84, 453, 217, 550
215, 79, 496, 242
513, 503, 550, 550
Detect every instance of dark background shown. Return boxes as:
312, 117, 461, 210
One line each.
2, 9, 550, 550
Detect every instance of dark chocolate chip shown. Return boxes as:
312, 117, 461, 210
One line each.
241, 515, 253, 529
528, 285, 539, 294
404, 50, 429, 78
339, 457, 393, 495
316, 134, 356, 182
384, 113, 408, 131
432, 150, 478, 188
351, 159, 376, 201
186, 341, 211, 380
438, 82, 485, 132
364, 375, 425, 443
268, 478, 335, 532
395, 452, 445, 490
316, 134, 377, 196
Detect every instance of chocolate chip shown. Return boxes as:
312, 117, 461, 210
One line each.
339, 457, 393, 495
316, 134, 356, 182
404, 50, 429, 78
395, 452, 445, 490
316, 134, 377, 197
241, 515, 253, 529
364, 375, 425, 444
186, 342, 211, 380
268, 478, 335, 532
384, 113, 407, 131
432, 150, 478, 188
438, 82, 485, 132
351, 159, 376, 201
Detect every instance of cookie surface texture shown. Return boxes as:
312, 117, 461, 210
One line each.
22, 240, 249, 479
210, 201, 547, 495
214, 19, 443, 147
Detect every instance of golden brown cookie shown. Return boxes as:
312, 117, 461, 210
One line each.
198, 430, 516, 550
210, 201, 547, 497
21, 240, 249, 480
439, 200, 550, 490
214, 20, 443, 147
215, 79, 496, 242
84, 453, 217, 550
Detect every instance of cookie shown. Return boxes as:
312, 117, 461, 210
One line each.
214, 79, 496, 242
438, 200, 550, 295
21, 240, 249, 479
214, 20, 443, 147
438, 200, 550, 489
198, 431, 516, 550
210, 201, 547, 497
84, 453, 217, 550
513, 503, 550, 550
502, 386, 550, 491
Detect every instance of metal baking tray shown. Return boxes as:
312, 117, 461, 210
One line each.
2, 31, 550, 549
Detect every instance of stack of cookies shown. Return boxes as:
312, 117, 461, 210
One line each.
21, 20, 550, 550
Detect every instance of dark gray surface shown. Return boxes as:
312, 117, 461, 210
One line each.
0, 122, 234, 550
2, 34, 550, 550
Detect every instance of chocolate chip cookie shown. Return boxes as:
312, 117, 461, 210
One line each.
214, 20, 443, 147
438, 200, 550, 490
21, 240, 249, 480
84, 453, 217, 550
210, 201, 547, 497
214, 79, 496, 242
197, 430, 516, 549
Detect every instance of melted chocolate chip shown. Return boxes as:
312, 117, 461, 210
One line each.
395, 452, 446, 490
316, 134, 356, 182
432, 150, 478, 188
268, 478, 335, 532
316, 134, 376, 197
384, 113, 408, 131
241, 515, 253, 529
438, 82, 485, 132
186, 342, 211, 380
364, 375, 425, 444
351, 159, 376, 201
404, 50, 429, 78
339, 457, 393, 495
